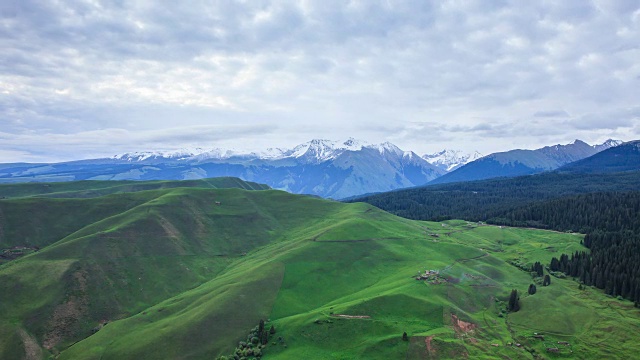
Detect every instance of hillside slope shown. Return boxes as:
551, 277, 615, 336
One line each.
1, 180, 640, 359
0, 177, 269, 199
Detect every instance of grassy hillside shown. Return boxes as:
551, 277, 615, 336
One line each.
0, 177, 269, 199
1, 180, 639, 359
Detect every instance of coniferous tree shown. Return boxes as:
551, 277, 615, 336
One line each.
543, 275, 551, 286
528, 284, 537, 295
508, 289, 520, 312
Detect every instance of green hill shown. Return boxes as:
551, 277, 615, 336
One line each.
0, 177, 270, 199
1, 179, 639, 359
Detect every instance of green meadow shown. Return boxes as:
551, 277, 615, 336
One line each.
1, 179, 638, 359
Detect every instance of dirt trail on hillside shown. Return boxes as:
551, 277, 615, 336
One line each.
330, 314, 371, 319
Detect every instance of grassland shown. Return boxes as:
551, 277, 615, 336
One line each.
1, 178, 639, 359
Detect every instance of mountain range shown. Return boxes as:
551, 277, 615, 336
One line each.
0, 139, 444, 199
0, 138, 623, 198
428, 139, 622, 185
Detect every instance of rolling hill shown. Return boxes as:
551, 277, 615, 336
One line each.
1, 178, 640, 359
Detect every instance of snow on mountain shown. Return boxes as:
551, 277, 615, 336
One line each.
593, 139, 623, 152
375, 142, 404, 157
112, 148, 203, 162
111, 139, 619, 167
422, 149, 483, 172
112, 138, 378, 164
253, 147, 288, 159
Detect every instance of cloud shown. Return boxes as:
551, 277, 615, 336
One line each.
1, 0, 639, 161
0, 124, 277, 162
534, 110, 570, 118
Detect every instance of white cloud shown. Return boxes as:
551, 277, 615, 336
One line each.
1, 0, 639, 161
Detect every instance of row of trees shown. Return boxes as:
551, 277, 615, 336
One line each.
353, 172, 640, 222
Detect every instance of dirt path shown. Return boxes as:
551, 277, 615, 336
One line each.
330, 314, 371, 319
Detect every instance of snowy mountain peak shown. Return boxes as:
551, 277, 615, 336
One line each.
376, 142, 404, 156
285, 138, 371, 163
594, 139, 623, 152
112, 138, 413, 164
342, 137, 369, 150
290, 139, 337, 162
112, 148, 202, 162
422, 149, 483, 172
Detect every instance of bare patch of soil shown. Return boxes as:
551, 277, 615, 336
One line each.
18, 328, 42, 360
451, 314, 477, 335
425, 335, 435, 356
42, 270, 89, 350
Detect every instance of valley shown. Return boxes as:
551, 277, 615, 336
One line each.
1, 179, 639, 359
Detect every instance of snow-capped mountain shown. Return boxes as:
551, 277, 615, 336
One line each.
2, 138, 626, 198
429, 139, 623, 185
593, 139, 623, 152
4, 138, 445, 199
110, 138, 418, 166
422, 149, 484, 172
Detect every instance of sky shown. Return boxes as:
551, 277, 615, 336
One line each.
1, 0, 639, 162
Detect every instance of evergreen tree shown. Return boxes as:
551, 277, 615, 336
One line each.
402, 332, 409, 341
528, 284, 537, 295
508, 289, 520, 312
532, 262, 544, 277
543, 275, 551, 286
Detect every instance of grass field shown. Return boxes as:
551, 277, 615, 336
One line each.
1, 178, 639, 359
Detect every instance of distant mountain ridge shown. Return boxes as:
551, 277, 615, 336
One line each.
0, 138, 444, 199
0, 138, 625, 198
112, 138, 405, 165
558, 140, 640, 174
428, 139, 622, 185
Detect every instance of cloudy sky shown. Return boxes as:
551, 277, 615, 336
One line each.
1, 0, 639, 162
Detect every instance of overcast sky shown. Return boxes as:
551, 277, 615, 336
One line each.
1, 0, 639, 162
